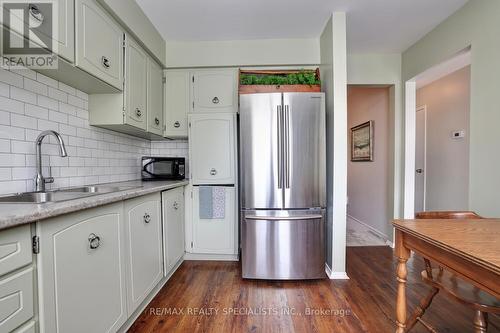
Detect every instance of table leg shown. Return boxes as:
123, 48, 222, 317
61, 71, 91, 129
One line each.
395, 230, 411, 333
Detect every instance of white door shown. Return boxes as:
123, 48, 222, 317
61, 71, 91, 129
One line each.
415, 106, 427, 213
164, 70, 190, 138
37, 203, 127, 333
189, 113, 236, 185
124, 193, 162, 314
192, 70, 237, 113
125, 36, 148, 131
191, 186, 236, 254
76, 0, 124, 89
162, 187, 185, 275
147, 58, 163, 136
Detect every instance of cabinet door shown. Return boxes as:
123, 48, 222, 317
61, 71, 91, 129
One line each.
192, 186, 236, 254
124, 193, 162, 314
0, 224, 31, 277
164, 71, 190, 138
0, 267, 34, 333
76, 0, 124, 90
147, 58, 163, 136
37, 203, 127, 333
162, 187, 185, 275
192, 70, 237, 113
189, 113, 236, 184
58, 0, 75, 62
124, 36, 148, 131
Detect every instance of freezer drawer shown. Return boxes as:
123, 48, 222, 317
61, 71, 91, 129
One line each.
242, 210, 325, 280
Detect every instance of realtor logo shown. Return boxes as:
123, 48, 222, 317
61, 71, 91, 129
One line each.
0, 0, 58, 69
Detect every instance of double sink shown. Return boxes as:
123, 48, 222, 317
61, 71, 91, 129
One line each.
0, 185, 141, 204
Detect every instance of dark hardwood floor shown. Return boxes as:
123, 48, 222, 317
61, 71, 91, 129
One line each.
129, 247, 500, 332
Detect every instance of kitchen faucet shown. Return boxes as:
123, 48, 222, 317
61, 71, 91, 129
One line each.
35, 130, 68, 192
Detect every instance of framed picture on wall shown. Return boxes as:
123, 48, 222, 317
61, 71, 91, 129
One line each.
351, 120, 374, 161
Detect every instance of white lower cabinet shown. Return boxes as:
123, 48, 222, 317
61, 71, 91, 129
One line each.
162, 188, 185, 275
123, 193, 162, 314
37, 203, 127, 333
0, 225, 32, 277
0, 267, 34, 333
191, 186, 237, 255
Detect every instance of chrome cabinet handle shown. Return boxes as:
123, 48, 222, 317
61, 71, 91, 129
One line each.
155, 117, 160, 126
210, 168, 217, 176
88, 233, 101, 249
101, 56, 110, 69
173, 201, 179, 210
212, 97, 219, 104
29, 4, 44, 25
173, 121, 181, 128
143, 213, 151, 223
135, 108, 142, 117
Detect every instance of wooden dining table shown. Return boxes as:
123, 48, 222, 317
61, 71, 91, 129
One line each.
392, 218, 500, 332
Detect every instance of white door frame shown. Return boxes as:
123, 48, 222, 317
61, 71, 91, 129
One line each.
403, 81, 417, 218
415, 105, 427, 212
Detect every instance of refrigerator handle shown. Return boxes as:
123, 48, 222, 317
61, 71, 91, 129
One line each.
277, 105, 283, 189
284, 105, 290, 188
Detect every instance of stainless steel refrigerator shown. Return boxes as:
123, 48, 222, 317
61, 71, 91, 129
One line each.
240, 92, 326, 280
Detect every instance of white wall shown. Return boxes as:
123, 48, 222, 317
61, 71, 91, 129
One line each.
166, 39, 320, 68
0, 66, 187, 195
347, 87, 390, 238
402, 0, 500, 217
416, 66, 470, 211
320, 12, 348, 278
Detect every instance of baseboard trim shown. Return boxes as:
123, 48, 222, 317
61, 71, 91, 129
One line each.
325, 263, 349, 280
184, 252, 239, 261
347, 214, 392, 246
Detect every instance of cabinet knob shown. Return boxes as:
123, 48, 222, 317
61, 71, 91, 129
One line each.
173, 121, 181, 128
210, 168, 217, 176
101, 56, 110, 69
29, 4, 44, 25
88, 233, 101, 250
143, 213, 151, 223
173, 201, 179, 210
135, 108, 142, 117
155, 117, 160, 126
212, 97, 219, 104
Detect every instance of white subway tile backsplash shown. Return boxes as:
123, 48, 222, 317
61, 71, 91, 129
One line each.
0, 95, 24, 114
0, 67, 189, 195
10, 86, 37, 104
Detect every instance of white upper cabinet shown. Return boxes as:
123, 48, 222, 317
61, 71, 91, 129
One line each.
125, 36, 148, 131
147, 58, 164, 136
57, 0, 75, 62
76, 0, 124, 90
192, 69, 237, 113
37, 203, 127, 333
123, 194, 163, 314
164, 70, 190, 138
189, 113, 236, 184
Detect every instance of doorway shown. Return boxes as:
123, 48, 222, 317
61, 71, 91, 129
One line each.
414, 106, 427, 212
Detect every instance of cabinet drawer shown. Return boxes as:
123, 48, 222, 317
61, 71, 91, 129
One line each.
76, 0, 124, 90
0, 225, 32, 277
0, 267, 34, 333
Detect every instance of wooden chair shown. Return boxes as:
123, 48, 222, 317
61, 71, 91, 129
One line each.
406, 211, 500, 333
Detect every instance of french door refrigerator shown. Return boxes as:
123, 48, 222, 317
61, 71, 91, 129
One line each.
240, 92, 326, 280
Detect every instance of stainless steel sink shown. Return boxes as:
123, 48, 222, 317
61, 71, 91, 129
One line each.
0, 185, 142, 203
59, 185, 140, 193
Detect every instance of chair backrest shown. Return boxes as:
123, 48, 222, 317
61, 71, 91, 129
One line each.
415, 211, 483, 219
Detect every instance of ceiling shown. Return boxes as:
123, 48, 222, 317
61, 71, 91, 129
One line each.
136, 0, 468, 53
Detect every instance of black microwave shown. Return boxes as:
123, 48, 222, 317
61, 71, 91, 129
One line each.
141, 157, 185, 181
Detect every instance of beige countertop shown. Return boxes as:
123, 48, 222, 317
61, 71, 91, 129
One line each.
0, 179, 189, 231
